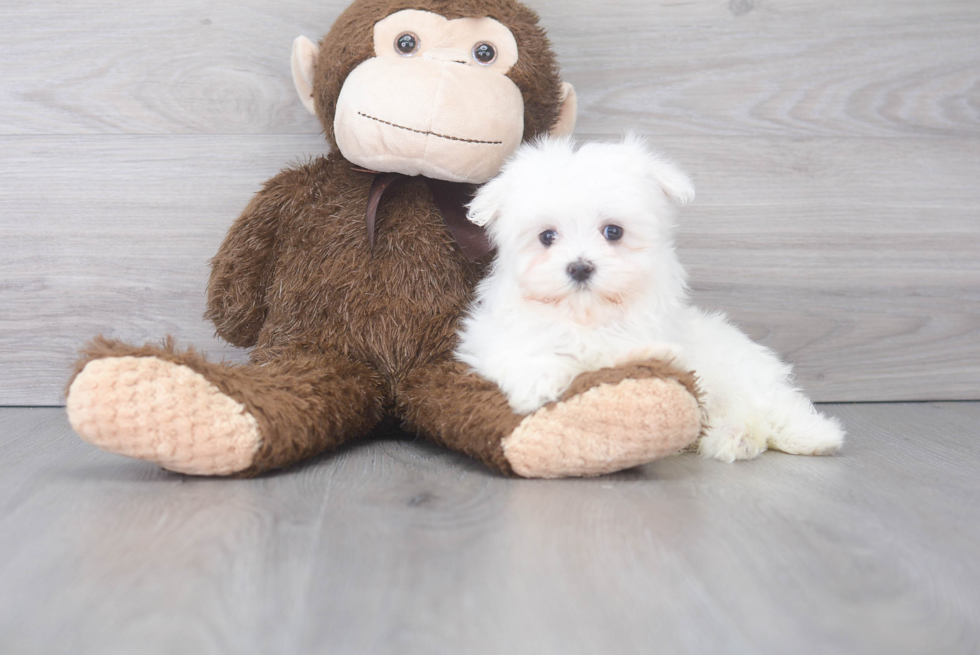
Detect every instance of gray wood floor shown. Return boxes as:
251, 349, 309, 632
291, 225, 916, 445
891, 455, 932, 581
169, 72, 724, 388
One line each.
2, 403, 978, 654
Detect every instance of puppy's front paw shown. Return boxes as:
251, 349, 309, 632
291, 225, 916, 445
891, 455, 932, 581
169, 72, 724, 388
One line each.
698, 421, 766, 463
616, 342, 684, 367
503, 372, 575, 415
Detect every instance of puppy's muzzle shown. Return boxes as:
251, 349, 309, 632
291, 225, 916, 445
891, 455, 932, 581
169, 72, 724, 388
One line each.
567, 259, 596, 284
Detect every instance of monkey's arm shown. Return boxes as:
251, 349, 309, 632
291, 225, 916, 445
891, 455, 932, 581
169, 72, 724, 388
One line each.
206, 168, 311, 348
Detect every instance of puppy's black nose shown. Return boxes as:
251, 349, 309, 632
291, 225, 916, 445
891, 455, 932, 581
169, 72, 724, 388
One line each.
567, 259, 595, 283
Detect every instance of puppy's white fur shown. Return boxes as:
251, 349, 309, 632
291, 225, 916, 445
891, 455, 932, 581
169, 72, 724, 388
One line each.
456, 136, 844, 462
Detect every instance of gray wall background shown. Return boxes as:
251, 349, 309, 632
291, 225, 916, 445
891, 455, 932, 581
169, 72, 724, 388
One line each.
1, 0, 978, 405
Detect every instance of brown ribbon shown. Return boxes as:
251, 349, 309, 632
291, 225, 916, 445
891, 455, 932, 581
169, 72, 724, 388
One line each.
364, 171, 493, 262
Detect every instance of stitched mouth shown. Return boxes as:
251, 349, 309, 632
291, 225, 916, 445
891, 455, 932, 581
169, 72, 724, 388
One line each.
358, 112, 503, 146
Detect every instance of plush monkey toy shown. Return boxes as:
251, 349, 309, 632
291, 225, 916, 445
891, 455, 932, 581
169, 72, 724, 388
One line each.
66, 0, 702, 479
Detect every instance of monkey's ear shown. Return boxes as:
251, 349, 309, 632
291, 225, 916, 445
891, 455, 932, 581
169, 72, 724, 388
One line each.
549, 82, 577, 137
291, 36, 320, 115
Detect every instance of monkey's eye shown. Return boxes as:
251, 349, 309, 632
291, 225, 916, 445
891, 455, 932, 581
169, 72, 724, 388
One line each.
472, 42, 498, 65
395, 32, 420, 56
603, 225, 624, 241
539, 230, 558, 247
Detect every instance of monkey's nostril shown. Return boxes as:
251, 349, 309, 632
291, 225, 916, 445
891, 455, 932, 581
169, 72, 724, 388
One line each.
567, 260, 595, 283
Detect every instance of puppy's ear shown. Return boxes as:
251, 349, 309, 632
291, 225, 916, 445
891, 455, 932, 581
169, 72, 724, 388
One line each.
467, 175, 507, 227
647, 157, 695, 206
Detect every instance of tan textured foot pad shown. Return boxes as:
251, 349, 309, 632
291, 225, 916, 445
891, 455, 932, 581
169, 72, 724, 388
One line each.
67, 356, 261, 476
504, 377, 701, 479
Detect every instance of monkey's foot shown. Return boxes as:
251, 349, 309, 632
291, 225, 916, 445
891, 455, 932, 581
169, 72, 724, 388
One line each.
67, 356, 262, 476
502, 361, 702, 479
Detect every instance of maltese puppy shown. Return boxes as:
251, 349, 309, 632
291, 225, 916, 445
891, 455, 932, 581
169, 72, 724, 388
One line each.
456, 136, 844, 462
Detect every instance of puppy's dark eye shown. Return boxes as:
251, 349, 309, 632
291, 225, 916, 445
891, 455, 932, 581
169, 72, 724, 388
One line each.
539, 230, 558, 247
473, 43, 497, 65
603, 225, 624, 241
395, 33, 420, 56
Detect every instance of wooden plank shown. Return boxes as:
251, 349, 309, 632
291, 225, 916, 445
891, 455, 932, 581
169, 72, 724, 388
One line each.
2, 134, 977, 404
0, 1, 977, 138
1, 404, 978, 653
547, 0, 980, 139
0, 1, 327, 136
663, 135, 980, 402
0, 135, 330, 404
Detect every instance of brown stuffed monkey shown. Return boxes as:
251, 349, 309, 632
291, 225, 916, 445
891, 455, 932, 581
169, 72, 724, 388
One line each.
66, 0, 702, 479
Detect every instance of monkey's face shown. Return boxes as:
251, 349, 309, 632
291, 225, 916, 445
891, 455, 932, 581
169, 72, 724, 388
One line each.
292, 2, 576, 184
333, 10, 525, 184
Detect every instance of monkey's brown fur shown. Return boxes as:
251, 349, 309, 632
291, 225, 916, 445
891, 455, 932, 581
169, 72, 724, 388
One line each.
204, 155, 522, 473
66, 0, 701, 477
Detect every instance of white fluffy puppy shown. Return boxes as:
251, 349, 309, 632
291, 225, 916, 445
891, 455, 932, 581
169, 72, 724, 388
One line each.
456, 136, 844, 462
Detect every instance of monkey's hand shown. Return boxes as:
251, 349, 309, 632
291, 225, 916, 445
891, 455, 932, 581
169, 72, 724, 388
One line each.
206, 166, 315, 348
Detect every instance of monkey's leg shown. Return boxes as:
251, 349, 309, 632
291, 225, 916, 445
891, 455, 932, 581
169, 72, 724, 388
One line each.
397, 358, 703, 478
66, 338, 386, 476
